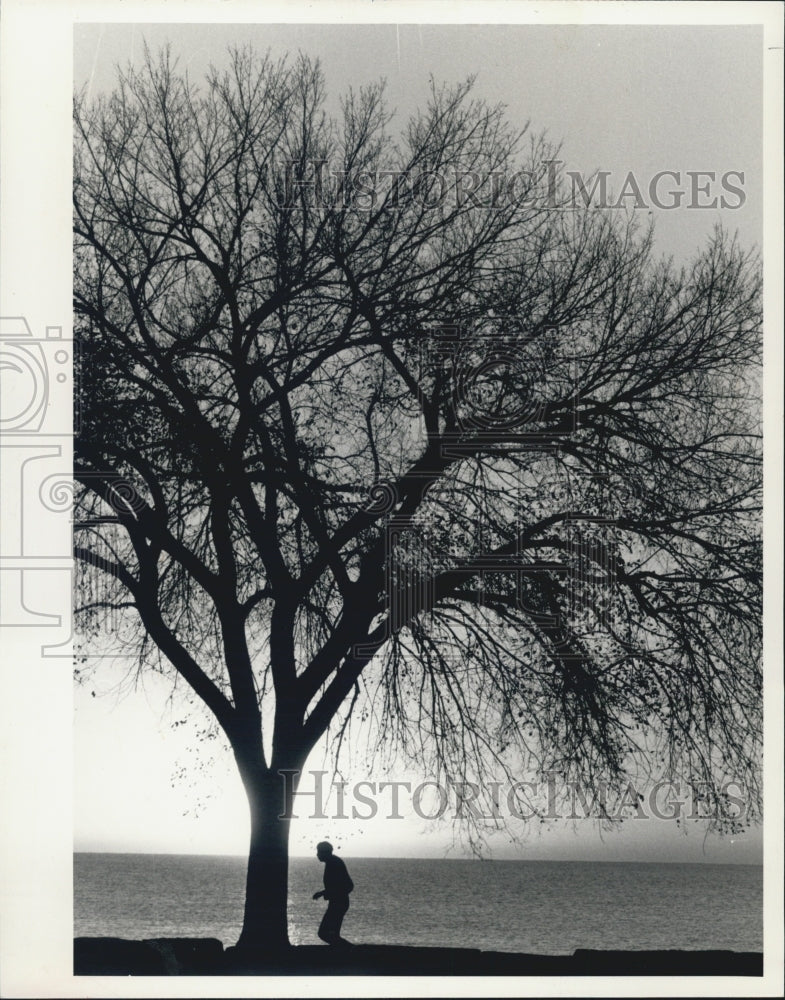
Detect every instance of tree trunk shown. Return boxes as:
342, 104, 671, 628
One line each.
235, 767, 294, 952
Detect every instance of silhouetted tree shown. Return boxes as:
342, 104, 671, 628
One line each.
73, 46, 762, 951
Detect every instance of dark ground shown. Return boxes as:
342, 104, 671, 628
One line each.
74, 937, 763, 977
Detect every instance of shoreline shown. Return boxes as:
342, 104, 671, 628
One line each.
74, 938, 763, 977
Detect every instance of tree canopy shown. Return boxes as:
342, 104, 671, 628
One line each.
73, 46, 762, 946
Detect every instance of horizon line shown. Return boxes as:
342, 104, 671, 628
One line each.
72, 849, 762, 865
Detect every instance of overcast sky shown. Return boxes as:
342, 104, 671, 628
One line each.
74, 21, 763, 260
73, 20, 763, 862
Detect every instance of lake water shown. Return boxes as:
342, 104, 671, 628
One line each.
74, 853, 762, 954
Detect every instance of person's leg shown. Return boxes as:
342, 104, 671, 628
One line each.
318, 901, 340, 943
318, 898, 350, 945
333, 897, 350, 943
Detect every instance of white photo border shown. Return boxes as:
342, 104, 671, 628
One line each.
1, 1, 782, 997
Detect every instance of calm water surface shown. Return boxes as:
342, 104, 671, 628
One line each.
74, 854, 762, 954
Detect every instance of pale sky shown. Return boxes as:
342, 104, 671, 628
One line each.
72, 21, 763, 862
74, 22, 763, 261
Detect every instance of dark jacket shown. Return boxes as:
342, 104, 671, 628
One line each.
323, 855, 354, 900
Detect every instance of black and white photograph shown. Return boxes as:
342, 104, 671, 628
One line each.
0, 2, 782, 997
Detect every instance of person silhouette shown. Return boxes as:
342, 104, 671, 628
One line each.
312, 841, 354, 946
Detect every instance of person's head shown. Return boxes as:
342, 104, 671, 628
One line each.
316, 841, 333, 862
